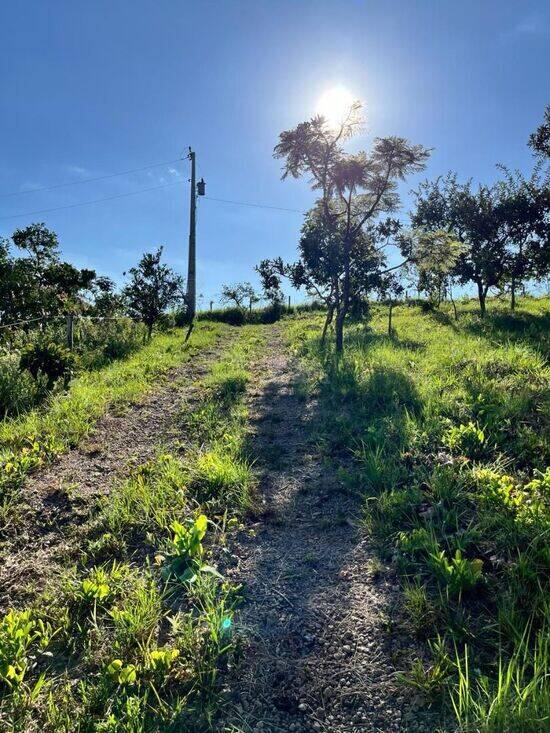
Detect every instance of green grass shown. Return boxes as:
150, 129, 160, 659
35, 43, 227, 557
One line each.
285, 296, 549, 731
0, 323, 224, 510
0, 324, 265, 731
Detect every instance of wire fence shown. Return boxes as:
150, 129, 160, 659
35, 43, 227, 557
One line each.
0, 313, 149, 370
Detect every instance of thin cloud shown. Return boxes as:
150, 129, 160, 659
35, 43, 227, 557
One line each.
66, 164, 91, 177
502, 12, 547, 40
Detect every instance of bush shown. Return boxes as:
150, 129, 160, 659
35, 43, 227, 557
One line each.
19, 340, 77, 389
0, 354, 45, 418
76, 318, 146, 369
197, 302, 289, 326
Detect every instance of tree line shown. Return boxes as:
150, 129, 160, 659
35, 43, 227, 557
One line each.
257, 103, 549, 351
0, 225, 185, 338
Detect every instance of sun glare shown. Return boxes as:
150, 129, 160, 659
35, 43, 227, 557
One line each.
316, 86, 355, 127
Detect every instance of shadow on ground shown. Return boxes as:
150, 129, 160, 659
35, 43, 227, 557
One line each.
221, 328, 435, 733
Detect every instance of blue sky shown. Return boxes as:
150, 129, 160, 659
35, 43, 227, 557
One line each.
0, 1, 548, 305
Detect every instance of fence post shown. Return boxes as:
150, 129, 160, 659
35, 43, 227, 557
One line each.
210, 300, 213, 312
288, 295, 291, 312
66, 314, 74, 350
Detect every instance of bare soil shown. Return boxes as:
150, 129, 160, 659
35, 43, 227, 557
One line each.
223, 327, 434, 733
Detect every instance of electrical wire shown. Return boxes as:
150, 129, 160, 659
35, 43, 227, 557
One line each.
0, 180, 185, 221
0, 158, 184, 198
204, 196, 304, 214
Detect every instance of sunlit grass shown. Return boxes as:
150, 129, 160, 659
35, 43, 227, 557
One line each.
285, 296, 550, 729
0, 323, 224, 505
0, 324, 265, 730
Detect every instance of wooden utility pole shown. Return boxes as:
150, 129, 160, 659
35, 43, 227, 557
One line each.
186, 148, 197, 321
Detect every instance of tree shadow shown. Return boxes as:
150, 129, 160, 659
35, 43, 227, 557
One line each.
462, 309, 550, 356
224, 343, 430, 731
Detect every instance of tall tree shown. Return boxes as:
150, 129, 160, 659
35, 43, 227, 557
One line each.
270, 102, 430, 351
123, 247, 183, 338
528, 105, 550, 159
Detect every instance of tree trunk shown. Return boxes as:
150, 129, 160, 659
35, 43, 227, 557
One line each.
511, 274, 516, 311
477, 281, 486, 317
147, 322, 153, 340
321, 305, 334, 346
335, 310, 344, 354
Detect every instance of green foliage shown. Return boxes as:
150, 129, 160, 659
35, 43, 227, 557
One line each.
19, 339, 76, 388
403, 637, 453, 700
0, 610, 52, 689
0, 354, 45, 418
0, 324, 222, 509
0, 223, 96, 326
190, 449, 253, 512
165, 514, 213, 582
198, 302, 285, 326
452, 629, 549, 732
428, 549, 484, 597
104, 453, 188, 539
122, 247, 183, 338
444, 422, 486, 459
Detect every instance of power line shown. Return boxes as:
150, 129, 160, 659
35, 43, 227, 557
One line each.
0, 157, 184, 199
0, 180, 185, 221
204, 195, 305, 215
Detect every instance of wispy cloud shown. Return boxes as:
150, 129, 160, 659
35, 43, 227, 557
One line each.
66, 164, 91, 177
502, 12, 547, 40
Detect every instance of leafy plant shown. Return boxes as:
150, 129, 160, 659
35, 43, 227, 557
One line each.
403, 637, 453, 700
444, 422, 486, 459
19, 340, 76, 389
428, 549, 483, 598
105, 659, 138, 685
0, 609, 52, 688
165, 514, 218, 582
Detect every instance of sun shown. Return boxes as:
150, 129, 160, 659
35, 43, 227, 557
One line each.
316, 86, 355, 127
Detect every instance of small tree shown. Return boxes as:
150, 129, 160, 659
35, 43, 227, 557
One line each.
256, 262, 285, 306
376, 272, 404, 335
495, 167, 550, 309
272, 101, 430, 352
123, 247, 183, 338
413, 229, 465, 308
91, 276, 125, 318
413, 175, 508, 316
221, 282, 258, 310
6, 223, 96, 321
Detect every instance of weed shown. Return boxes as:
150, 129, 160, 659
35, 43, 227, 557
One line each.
428, 549, 484, 598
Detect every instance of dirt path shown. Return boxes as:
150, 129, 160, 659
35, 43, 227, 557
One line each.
224, 327, 429, 733
0, 328, 235, 610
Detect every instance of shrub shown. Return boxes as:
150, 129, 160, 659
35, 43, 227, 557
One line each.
19, 340, 76, 388
77, 318, 146, 369
0, 355, 45, 418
